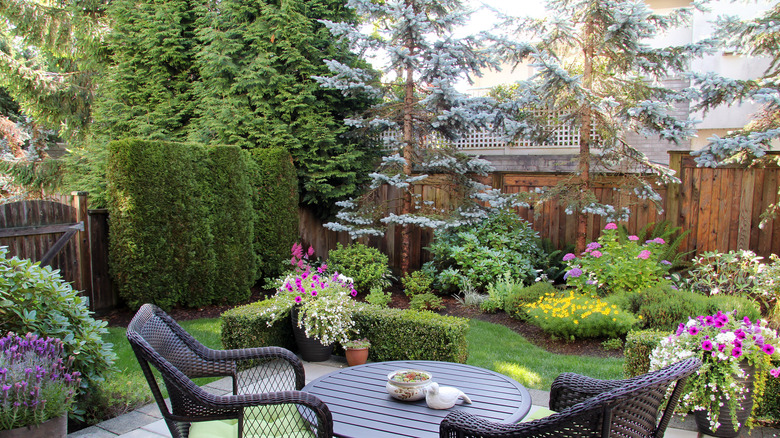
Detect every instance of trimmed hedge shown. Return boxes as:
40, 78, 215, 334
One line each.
353, 307, 468, 363
249, 148, 299, 280
220, 303, 469, 363
221, 300, 296, 352
108, 139, 258, 309
623, 329, 667, 378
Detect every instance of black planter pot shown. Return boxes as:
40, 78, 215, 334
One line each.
693, 363, 755, 438
291, 307, 333, 362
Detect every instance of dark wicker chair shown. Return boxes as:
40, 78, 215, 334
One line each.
127, 304, 333, 438
440, 357, 701, 438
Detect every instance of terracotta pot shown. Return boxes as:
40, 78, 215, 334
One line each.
0, 414, 67, 438
693, 363, 755, 438
345, 347, 369, 366
290, 307, 333, 362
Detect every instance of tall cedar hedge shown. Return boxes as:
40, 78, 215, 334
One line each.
249, 147, 299, 280
108, 139, 274, 309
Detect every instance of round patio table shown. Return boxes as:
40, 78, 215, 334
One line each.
302, 360, 532, 438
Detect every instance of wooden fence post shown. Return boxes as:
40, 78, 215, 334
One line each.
71, 192, 94, 306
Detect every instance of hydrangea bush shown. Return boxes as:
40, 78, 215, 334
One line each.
562, 223, 672, 296
0, 333, 81, 430
650, 311, 780, 432
259, 244, 358, 345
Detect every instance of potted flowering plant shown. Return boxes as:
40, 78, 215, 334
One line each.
0, 333, 81, 438
649, 311, 780, 437
261, 243, 359, 361
342, 338, 370, 367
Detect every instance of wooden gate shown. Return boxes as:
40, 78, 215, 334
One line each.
0, 192, 114, 311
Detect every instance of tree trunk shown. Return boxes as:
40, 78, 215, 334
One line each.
400, 7, 416, 275
577, 19, 595, 253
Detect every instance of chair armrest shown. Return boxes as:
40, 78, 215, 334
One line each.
439, 410, 598, 438
549, 372, 625, 411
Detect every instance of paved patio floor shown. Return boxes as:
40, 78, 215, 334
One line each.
67, 357, 780, 438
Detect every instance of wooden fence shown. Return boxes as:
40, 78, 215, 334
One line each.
0, 193, 116, 311
301, 151, 780, 270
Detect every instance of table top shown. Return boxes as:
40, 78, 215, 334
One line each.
302, 360, 532, 438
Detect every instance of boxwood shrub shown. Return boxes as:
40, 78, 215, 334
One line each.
220, 303, 469, 363
623, 329, 666, 378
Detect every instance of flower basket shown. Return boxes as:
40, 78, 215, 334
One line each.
650, 311, 780, 436
291, 307, 333, 362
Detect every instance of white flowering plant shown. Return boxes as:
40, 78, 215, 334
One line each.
562, 222, 672, 296
260, 244, 358, 346
649, 311, 780, 432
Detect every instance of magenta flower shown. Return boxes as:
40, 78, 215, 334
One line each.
688, 326, 700, 335
562, 253, 576, 261
653, 238, 666, 244
771, 368, 780, 378
351, 289, 358, 297
676, 323, 685, 336
311, 290, 318, 297
718, 344, 726, 352
704, 315, 715, 326
307, 246, 315, 257
628, 235, 639, 241
732, 347, 743, 358
586, 242, 602, 251
735, 329, 746, 339
702, 340, 713, 351
637, 250, 651, 260
317, 264, 327, 274
591, 250, 602, 258
294, 296, 302, 303
604, 223, 618, 230
763, 344, 776, 355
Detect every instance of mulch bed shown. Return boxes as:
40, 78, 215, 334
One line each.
99, 286, 621, 358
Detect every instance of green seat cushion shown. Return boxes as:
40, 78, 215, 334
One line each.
521, 407, 556, 422
189, 404, 316, 438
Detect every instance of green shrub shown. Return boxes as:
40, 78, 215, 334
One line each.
525, 290, 638, 340
206, 146, 256, 303
615, 285, 761, 331
481, 274, 523, 313
562, 224, 672, 296
402, 270, 432, 297
353, 306, 469, 363
758, 358, 780, 421
365, 285, 392, 307
221, 302, 469, 363
425, 209, 546, 291
249, 148, 299, 281
0, 248, 116, 410
623, 329, 666, 377
220, 299, 296, 351
410, 293, 444, 311
108, 138, 216, 309
504, 282, 557, 320
327, 242, 392, 293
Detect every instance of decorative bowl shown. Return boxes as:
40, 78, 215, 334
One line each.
386, 369, 433, 401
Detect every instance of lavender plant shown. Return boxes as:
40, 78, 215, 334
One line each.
0, 333, 81, 430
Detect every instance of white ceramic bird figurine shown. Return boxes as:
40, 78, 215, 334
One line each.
425, 382, 472, 409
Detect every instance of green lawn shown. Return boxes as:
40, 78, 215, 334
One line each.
466, 319, 624, 390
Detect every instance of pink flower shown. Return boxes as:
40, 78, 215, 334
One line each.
307, 246, 315, 257
763, 344, 776, 355
318, 264, 327, 274
628, 235, 639, 241
311, 290, 318, 297
586, 242, 602, 251
732, 347, 743, 358
562, 253, 576, 261
702, 340, 713, 351
637, 250, 651, 260
351, 289, 358, 297
604, 223, 618, 230
294, 296, 302, 303
591, 250, 602, 258
770, 368, 780, 378
688, 326, 700, 335
653, 238, 666, 244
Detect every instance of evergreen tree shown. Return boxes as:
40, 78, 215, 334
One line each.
191, 0, 379, 214
91, 0, 200, 142
491, 0, 710, 251
316, 0, 500, 273
690, 1, 780, 226
0, 0, 106, 139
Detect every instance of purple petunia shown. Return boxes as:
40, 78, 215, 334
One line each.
702, 340, 713, 351
732, 347, 743, 358
688, 326, 700, 336
763, 344, 776, 355
294, 296, 302, 303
